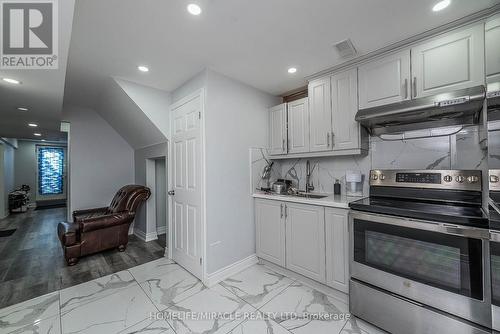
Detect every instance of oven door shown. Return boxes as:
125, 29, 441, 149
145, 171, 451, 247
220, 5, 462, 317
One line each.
350, 211, 491, 328
491, 231, 500, 331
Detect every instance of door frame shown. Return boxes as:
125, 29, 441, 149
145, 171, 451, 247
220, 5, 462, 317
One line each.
167, 88, 206, 282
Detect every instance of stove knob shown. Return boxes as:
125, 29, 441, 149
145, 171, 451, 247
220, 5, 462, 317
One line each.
491, 175, 500, 183
467, 176, 479, 184
443, 175, 452, 182
371, 174, 378, 181
380, 174, 386, 180
456, 175, 465, 183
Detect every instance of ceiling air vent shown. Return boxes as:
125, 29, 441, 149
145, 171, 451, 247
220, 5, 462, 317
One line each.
334, 39, 357, 58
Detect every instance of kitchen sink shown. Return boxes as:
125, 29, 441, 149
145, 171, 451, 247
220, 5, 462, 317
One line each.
294, 193, 328, 199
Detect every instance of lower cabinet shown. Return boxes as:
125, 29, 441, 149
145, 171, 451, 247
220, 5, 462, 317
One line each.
255, 199, 286, 267
254, 199, 349, 292
325, 207, 349, 293
285, 203, 326, 283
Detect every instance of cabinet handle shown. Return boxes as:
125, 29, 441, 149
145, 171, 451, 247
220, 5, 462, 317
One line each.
403, 79, 408, 99
331, 131, 335, 147
327, 132, 330, 147
282, 139, 285, 152
280, 204, 283, 218
412, 77, 417, 98
284, 205, 288, 218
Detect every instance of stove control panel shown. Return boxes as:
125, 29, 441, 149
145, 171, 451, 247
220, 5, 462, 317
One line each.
370, 170, 482, 191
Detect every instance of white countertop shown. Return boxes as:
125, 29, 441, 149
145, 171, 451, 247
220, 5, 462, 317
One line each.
252, 191, 361, 209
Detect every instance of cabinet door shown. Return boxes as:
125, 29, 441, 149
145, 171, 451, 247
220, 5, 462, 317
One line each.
331, 69, 360, 151
358, 50, 411, 109
411, 24, 485, 98
308, 77, 332, 152
287, 97, 310, 154
325, 208, 349, 293
285, 203, 326, 282
269, 104, 287, 155
486, 15, 500, 85
255, 199, 285, 266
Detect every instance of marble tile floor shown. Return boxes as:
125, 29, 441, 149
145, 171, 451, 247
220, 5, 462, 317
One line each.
0, 257, 387, 334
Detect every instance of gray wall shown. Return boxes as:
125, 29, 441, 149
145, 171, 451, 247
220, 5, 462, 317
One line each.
134, 142, 168, 234
155, 158, 167, 233
63, 105, 135, 218
203, 70, 280, 274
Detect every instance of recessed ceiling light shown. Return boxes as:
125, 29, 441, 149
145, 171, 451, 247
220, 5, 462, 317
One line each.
187, 3, 202, 15
33, 133, 42, 137
41, 139, 46, 142
28, 123, 38, 127
2, 77, 21, 84
288, 67, 297, 74
138, 65, 149, 72
17, 107, 29, 111
433, 0, 451, 12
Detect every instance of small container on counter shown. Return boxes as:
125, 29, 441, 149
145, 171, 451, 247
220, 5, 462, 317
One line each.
334, 179, 341, 195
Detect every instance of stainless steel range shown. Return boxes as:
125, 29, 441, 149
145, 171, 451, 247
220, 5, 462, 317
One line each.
349, 169, 491, 334
490, 169, 500, 333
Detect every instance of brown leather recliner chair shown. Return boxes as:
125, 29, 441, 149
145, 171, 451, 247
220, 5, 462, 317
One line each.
57, 185, 151, 265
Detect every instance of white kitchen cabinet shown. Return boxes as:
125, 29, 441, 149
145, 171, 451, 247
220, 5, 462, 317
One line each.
308, 77, 332, 152
411, 24, 485, 98
269, 103, 287, 156
358, 50, 411, 109
325, 208, 349, 293
486, 15, 500, 85
285, 202, 326, 283
255, 199, 286, 266
331, 69, 361, 151
287, 97, 310, 154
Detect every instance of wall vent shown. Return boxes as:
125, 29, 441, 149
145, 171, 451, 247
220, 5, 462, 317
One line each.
334, 39, 357, 58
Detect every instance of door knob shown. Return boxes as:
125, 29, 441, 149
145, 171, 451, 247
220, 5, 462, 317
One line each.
168, 190, 175, 196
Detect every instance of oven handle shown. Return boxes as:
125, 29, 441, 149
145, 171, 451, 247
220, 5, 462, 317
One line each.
349, 210, 489, 240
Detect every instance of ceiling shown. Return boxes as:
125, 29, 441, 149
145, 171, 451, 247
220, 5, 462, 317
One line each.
0, 0, 75, 141
1, 0, 499, 141
64, 0, 500, 109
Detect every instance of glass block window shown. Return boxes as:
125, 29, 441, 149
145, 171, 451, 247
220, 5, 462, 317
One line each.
38, 147, 64, 195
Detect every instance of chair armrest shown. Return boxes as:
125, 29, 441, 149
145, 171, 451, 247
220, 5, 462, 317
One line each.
58, 221, 79, 246
73, 207, 109, 222
79, 212, 135, 233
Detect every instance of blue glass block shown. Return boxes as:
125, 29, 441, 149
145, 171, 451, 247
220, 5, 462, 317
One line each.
38, 147, 64, 195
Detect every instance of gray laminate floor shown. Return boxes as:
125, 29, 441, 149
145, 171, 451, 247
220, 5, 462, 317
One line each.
0, 207, 166, 309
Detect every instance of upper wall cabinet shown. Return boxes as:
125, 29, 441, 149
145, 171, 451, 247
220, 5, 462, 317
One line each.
269, 103, 287, 156
486, 14, 500, 84
411, 24, 485, 98
287, 97, 310, 154
308, 77, 332, 152
331, 69, 361, 151
358, 50, 411, 109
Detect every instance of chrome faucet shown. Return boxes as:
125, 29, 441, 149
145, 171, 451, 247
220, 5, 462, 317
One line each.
305, 160, 315, 193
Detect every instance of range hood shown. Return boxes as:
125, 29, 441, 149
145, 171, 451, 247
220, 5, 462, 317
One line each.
356, 85, 486, 135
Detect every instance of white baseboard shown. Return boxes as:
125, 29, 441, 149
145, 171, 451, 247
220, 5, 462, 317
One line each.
203, 254, 258, 287
134, 229, 158, 242
157, 226, 167, 235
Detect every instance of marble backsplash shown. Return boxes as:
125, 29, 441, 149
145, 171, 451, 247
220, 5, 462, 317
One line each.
251, 125, 486, 196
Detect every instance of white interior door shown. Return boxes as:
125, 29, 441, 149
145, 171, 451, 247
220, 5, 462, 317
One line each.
170, 92, 203, 279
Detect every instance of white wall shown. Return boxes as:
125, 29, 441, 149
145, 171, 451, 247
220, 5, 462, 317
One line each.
155, 158, 167, 234
134, 142, 168, 234
96, 78, 167, 149
63, 105, 134, 217
0, 142, 15, 218
204, 69, 280, 274
116, 79, 172, 138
